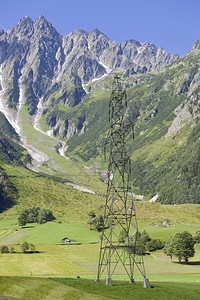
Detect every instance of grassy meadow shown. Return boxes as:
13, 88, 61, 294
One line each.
0, 220, 200, 299
0, 211, 200, 299
0, 219, 200, 277
0, 276, 200, 300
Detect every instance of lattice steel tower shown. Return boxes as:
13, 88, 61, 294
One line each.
96, 75, 150, 288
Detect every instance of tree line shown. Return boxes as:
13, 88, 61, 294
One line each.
0, 242, 36, 254
87, 211, 200, 264
118, 229, 164, 253
18, 207, 55, 227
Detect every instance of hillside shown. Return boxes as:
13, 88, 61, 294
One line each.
0, 161, 105, 220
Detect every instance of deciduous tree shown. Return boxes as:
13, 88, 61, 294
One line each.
0, 245, 9, 253
163, 231, 195, 263
20, 241, 29, 253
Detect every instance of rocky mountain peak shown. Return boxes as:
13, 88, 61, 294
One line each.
34, 15, 52, 27
33, 15, 61, 39
91, 28, 104, 39
192, 39, 200, 52
36, 15, 47, 21
0, 16, 199, 208
6, 16, 34, 39
122, 39, 141, 48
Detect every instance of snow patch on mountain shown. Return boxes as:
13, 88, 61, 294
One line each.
33, 98, 69, 160
0, 68, 49, 166
99, 61, 112, 74
64, 182, 95, 194
33, 97, 45, 134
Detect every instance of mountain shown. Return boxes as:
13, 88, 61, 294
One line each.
0, 16, 179, 113
0, 16, 199, 206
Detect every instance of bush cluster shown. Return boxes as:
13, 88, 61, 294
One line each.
118, 229, 164, 253
87, 211, 104, 232
18, 207, 55, 227
20, 241, 36, 253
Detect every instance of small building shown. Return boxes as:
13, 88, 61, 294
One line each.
61, 237, 77, 243
61, 237, 71, 243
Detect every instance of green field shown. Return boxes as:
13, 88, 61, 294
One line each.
0, 277, 200, 299
0, 219, 200, 278
0, 215, 199, 299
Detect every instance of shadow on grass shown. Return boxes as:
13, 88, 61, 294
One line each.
173, 261, 200, 265
58, 243, 82, 246
10, 251, 45, 254
187, 261, 200, 265
22, 225, 35, 229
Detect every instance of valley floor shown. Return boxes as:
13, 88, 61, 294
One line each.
0, 219, 200, 299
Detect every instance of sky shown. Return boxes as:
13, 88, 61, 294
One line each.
0, 0, 200, 55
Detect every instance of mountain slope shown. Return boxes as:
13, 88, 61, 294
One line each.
56, 39, 200, 204
0, 161, 105, 220
157, 122, 200, 204
125, 42, 200, 203
0, 112, 31, 165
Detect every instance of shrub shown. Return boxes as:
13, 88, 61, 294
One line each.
0, 245, 9, 253
146, 239, 164, 252
20, 241, 29, 253
94, 215, 104, 232
29, 244, 36, 252
10, 247, 15, 253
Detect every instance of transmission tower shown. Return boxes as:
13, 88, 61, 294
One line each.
96, 75, 151, 288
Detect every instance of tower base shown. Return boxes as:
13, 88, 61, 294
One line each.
143, 278, 151, 288
106, 277, 112, 285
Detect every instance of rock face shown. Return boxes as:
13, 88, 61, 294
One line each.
0, 15, 181, 140
0, 16, 180, 112
0, 16, 64, 112
166, 103, 193, 138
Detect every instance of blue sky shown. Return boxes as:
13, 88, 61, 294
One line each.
0, 0, 200, 55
